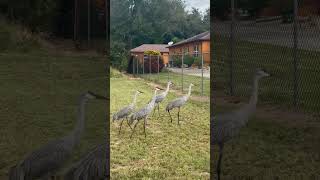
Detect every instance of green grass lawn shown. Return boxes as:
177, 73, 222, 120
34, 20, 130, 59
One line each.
137, 70, 210, 97
0, 52, 107, 179
213, 35, 320, 113
212, 104, 320, 179
110, 74, 210, 179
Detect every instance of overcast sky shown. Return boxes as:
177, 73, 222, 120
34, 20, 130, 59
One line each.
184, 0, 210, 13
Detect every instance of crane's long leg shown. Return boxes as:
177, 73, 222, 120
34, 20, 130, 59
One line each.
167, 110, 173, 123
144, 117, 147, 138
152, 105, 156, 116
216, 143, 224, 180
130, 120, 140, 138
157, 104, 160, 117
126, 117, 132, 130
118, 120, 124, 134
177, 107, 180, 125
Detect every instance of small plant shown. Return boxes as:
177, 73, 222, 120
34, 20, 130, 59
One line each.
193, 57, 202, 68
183, 55, 195, 67
172, 56, 182, 68
143, 50, 164, 73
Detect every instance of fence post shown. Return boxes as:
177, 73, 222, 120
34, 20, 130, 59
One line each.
181, 54, 184, 93
168, 55, 170, 81
136, 55, 139, 76
87, 0, 90, 47
149, 54, 151, 80
229, 0, 235, 96
157, 55, 160, 82
201, 53, 204, 96
132, 56, 135, 77
143, 56, 145, 75
293, 0, 298, 108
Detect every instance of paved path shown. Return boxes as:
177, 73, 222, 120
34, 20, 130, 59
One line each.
167, 67, 210, 78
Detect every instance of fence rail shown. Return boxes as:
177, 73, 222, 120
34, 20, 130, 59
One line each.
130, 52, 210, 97
213, 0, 320, 114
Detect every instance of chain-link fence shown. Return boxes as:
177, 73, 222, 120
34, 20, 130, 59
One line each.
73, 0, 106, 51
129, 52, 210, 97
213, 0, 320, 115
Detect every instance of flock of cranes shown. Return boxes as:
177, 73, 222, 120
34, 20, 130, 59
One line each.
8, 68, 270, 180
112, 81, 195, 138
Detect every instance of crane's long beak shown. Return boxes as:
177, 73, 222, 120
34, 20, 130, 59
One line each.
88, 91, 108, 100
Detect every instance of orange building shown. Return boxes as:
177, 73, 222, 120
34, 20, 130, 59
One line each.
130, 44, 169, 65
166, 31, 210, 65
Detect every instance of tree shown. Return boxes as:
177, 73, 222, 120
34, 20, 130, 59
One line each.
212, 0, 231, 20
110, 0, 209, 70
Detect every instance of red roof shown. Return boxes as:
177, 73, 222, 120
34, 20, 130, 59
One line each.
130, 44, 169, 53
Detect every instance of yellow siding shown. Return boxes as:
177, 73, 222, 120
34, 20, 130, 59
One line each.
162, 53, 169, 64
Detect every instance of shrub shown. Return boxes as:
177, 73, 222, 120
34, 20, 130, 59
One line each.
172, 56, 182, 68
143, 55, 165, 73
193, 57, 202, 68
183, 55, 195, 67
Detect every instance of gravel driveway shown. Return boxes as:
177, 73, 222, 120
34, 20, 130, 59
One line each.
167, 67, 210, 78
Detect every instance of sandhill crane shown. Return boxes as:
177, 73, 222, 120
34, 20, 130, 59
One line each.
153, 81, 173, 116
8, 91, 107, 180
129, 87, 163, 138
166, 83, 194, 125
63, 143, 108, 180
212, 68, 270, 180
112, 90, 143, 134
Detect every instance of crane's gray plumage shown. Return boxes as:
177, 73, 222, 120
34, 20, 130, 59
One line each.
212, 68, 270, 180
112, 90, 143, 134
153, 81, 173, 116
166, 83, 194, 124
129, 87, 162, 138
63, 143, 108, 180
8, 91, 107, 180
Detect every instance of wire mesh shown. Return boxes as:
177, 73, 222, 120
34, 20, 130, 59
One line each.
213, 0, 320, 115
132, 53, 210, 97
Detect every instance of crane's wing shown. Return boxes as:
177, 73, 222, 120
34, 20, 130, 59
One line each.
64, 144, 107, 180
11, 137, 73, 179
114, 105, 133, 119
166, 97, 186, 109
212, 113, 241, 144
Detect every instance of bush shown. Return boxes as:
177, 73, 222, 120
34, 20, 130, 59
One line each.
0, 20, 43, 52
193, 57, 202, 68
183, 55, 194, 67
172, 56, 182, 68
143, 55, 165, 73
110, 67, 123, 78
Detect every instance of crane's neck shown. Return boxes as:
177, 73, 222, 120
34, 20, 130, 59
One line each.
249, 76, 260, 107
237, 76, 261, 127
164, 83, 171, 95
186, 85, 193, 98
71, 98, 87, 145
149, 90, 159, 106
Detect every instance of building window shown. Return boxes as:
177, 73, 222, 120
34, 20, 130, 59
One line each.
184, 47, 188, 55
193, 44, 199, 57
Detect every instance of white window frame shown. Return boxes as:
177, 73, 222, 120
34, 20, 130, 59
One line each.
193, 44, 199, 57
